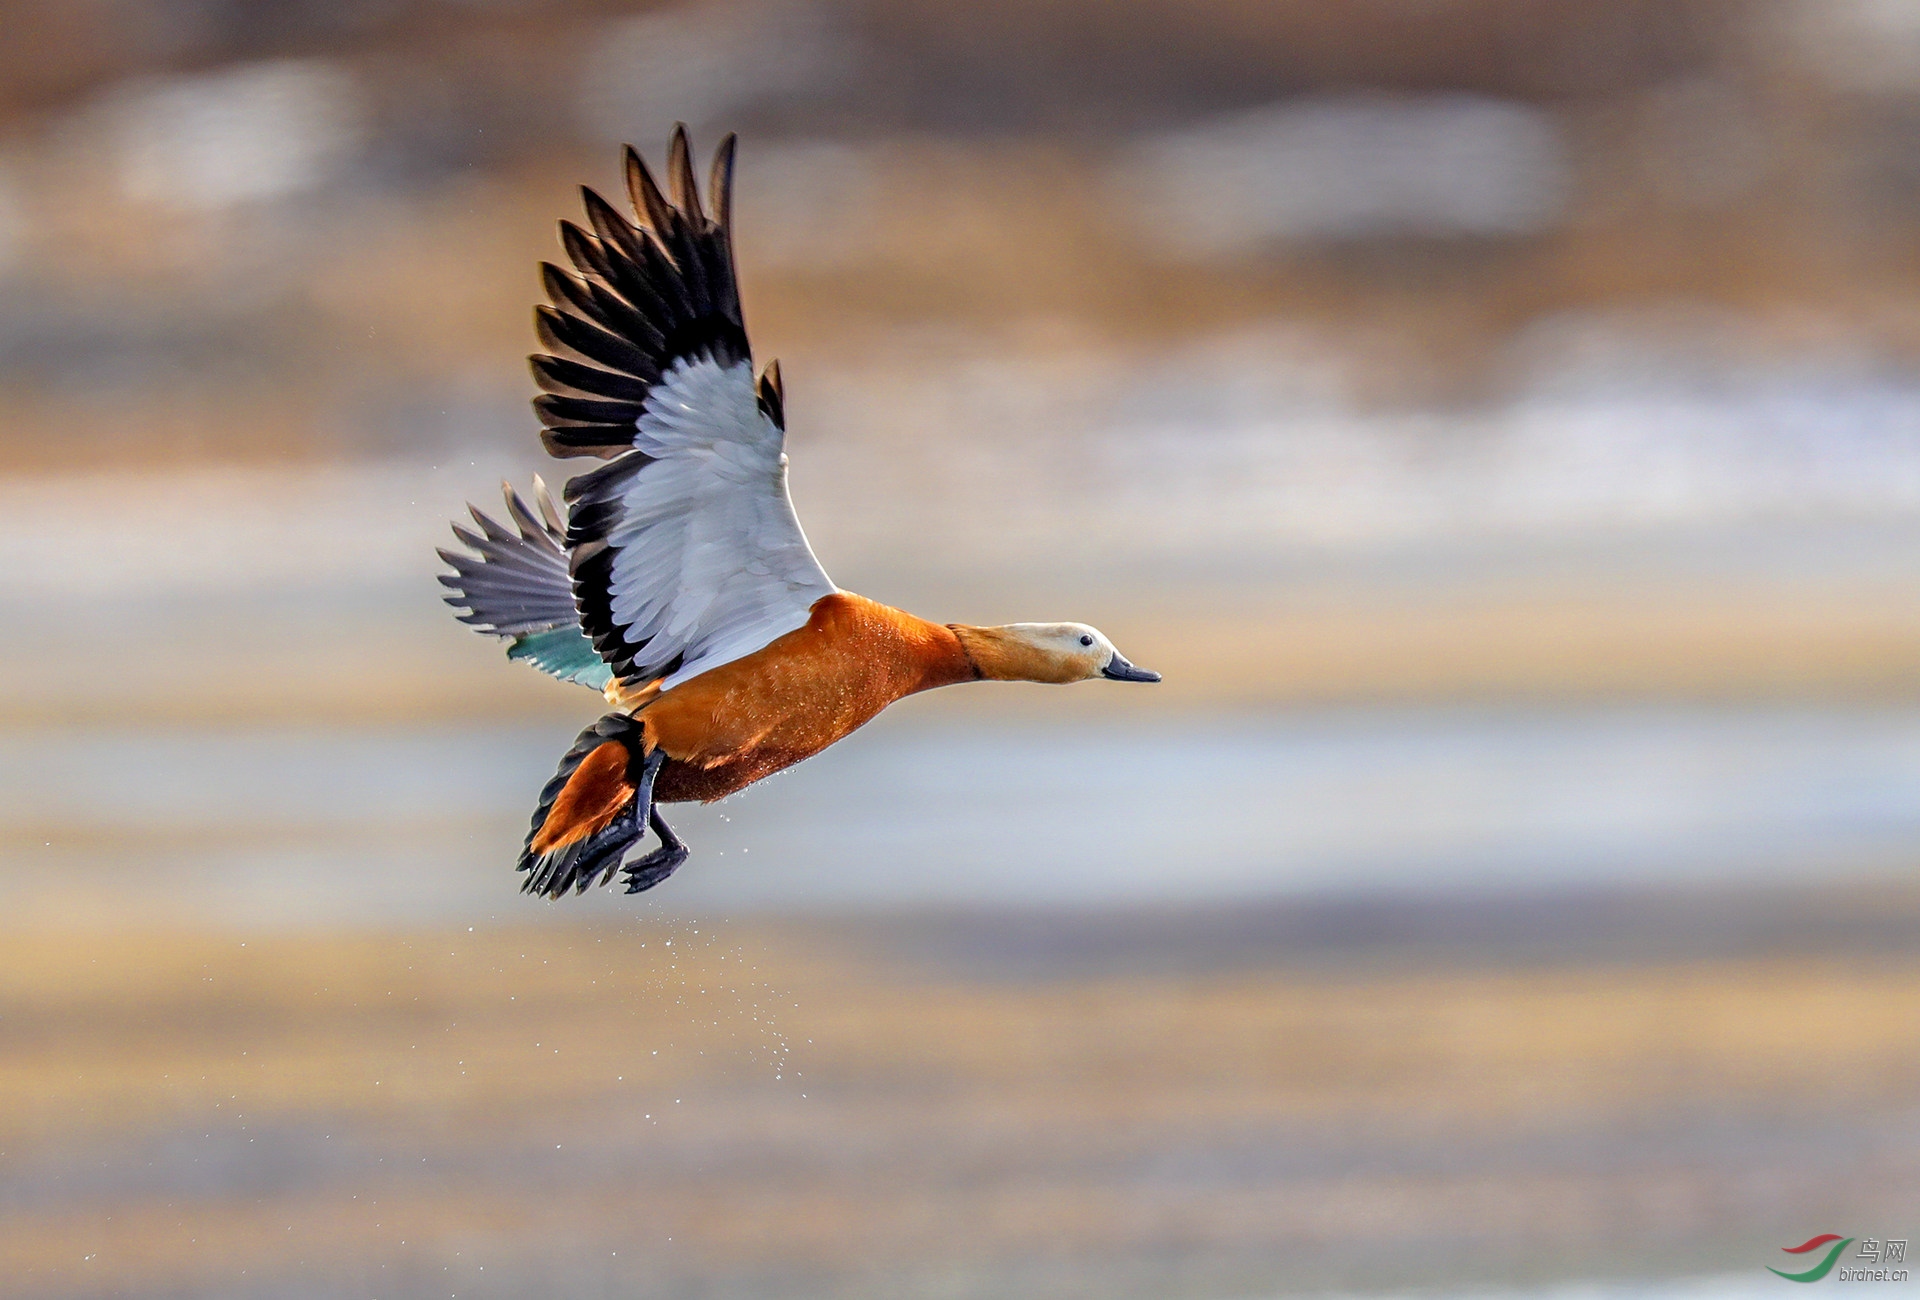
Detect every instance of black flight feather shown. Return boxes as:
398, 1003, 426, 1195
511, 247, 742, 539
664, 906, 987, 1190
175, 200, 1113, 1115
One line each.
756, 359, 784, 429
667, 125, 704, 226
624, 145, 677, 240
529, 354, 651, 404
531, 132, 750, 459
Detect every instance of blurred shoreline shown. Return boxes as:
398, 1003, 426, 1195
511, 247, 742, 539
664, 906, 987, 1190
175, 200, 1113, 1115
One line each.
7, 452, 1920, 729
6, 706, 1920, 926
3, 885, 1914, 1300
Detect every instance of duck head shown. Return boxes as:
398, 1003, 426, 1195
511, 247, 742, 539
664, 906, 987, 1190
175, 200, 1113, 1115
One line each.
949, 621, 1161, 685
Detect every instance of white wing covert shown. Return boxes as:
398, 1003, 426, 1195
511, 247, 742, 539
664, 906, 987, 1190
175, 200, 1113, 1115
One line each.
566, 354, 833, 688
529, 126, 835, 688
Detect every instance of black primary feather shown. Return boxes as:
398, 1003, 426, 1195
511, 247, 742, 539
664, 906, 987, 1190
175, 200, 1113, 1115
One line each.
708, 134, 737, 239
561, 453, 654, 680
625, 144, 676, 237
529, 128, 749, 460
667, 126, 705, 224
756, 358, 785, 429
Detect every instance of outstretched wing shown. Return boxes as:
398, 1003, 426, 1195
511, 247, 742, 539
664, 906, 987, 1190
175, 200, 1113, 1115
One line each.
437, 479, 612, 690
533, 127, 834, 689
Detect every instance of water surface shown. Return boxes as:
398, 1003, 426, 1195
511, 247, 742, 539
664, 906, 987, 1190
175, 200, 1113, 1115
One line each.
5, 705, 1916, 925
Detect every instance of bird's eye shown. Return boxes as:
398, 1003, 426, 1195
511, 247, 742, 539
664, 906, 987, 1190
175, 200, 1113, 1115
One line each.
1079, 634, 1094, 647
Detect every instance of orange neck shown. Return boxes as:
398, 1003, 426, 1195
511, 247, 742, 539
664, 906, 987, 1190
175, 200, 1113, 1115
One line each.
946, 623, 1080, 684
841, 596, 978, 694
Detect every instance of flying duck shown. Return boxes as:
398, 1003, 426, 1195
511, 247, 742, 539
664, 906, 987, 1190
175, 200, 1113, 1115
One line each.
440, 128, 1159, 900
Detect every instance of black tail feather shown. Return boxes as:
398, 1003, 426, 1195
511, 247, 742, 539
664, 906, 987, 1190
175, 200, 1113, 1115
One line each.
517, 713, 654, 899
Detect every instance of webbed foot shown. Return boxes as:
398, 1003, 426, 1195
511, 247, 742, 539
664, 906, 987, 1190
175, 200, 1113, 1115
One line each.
621, 844, 688, 893
621, 807, 689, 894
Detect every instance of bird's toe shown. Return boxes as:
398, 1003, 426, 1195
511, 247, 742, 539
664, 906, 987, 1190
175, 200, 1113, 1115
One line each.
621, 844, 690, 894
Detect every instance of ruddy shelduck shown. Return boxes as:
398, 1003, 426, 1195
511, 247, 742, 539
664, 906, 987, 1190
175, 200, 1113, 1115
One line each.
440, 128, 1159, 898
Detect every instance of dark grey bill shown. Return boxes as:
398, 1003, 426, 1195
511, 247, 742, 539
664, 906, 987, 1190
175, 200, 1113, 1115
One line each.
1101, 653, 1161, 683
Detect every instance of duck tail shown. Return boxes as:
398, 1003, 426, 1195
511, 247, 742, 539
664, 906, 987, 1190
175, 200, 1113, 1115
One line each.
518, 713, 653, 898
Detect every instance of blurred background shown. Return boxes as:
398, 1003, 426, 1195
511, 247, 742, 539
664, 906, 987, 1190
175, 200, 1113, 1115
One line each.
1, 0, 1918, 1296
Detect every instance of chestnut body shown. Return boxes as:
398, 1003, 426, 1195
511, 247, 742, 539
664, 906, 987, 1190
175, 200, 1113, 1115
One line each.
643, 592, 975, 803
